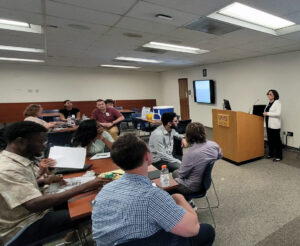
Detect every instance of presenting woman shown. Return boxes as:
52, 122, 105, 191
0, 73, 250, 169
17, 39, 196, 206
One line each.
263, 89, 282, 161
72, 119, 114, 156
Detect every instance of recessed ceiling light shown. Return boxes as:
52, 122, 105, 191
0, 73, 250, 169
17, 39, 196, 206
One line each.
0, 18, 42, 33
0, 57, 45, 63
100, 64, 140, 69
0, 45, 44, 53
208, 2, 296, 35
155, 14, 173, 21
115, 56, 162, 63
0, 18, 29, 27
143, 42, 209, 54
218, 2, 295, 30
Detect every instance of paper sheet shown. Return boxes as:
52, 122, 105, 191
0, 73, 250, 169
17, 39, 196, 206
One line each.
49, 146, 86, 169
90, 152, 111, 160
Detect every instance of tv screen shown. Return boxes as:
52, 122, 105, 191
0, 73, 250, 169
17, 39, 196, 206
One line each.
193, 80, 215, 104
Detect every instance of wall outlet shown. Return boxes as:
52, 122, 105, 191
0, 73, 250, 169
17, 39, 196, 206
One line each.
287, 131, 293, 137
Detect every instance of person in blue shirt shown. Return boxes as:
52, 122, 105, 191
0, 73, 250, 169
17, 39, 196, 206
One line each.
92, 133, 215, 246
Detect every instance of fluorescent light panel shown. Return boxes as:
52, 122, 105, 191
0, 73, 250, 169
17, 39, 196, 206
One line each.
0, 18, 29, 27
0, 57, 44, 63
0, 18, 42, 34
218, 2, 295, 30
100, 64, 140, 69
143, 42, 209, 54
115, 56, 162, 63
0, 45, 44, 53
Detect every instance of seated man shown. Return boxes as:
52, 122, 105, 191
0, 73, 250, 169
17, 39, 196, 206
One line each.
91, 99, 124, 140
92, 134, 215, 246
149, 112, 187, 172
104, 99, 115, 108
0, 121, 109, 245
173, 122, 222, 195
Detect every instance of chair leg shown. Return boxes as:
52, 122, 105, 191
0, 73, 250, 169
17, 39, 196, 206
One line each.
211, 180, 220, 208
205, 196, 216, 228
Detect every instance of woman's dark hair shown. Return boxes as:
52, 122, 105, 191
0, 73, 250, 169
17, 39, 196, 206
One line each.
72, 119, 98, 147
111, 133, 148, 170
186, 122, 206, 145
161, 112, 177, 126
23, 104, 41, 117
267, 89, 279, 100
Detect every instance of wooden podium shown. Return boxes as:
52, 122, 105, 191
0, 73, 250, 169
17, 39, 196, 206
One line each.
212, 109, 264, 164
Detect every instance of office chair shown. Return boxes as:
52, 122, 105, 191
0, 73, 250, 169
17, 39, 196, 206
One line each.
42, 109, 60, 122
120, 112, 133, 130
176, 119, 192, 134
131, 107, 139, 113
47, 131, 73, 147
184, 160, 219, 228
0, 127, 7, 151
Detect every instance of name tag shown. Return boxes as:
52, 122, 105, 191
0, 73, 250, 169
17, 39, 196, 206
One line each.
106, 112, 110, 116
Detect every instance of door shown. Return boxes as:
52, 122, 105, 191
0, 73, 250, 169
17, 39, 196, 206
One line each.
178, 78, 190, 120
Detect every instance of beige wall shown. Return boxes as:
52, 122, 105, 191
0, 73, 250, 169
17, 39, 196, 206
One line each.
160, 51, 300, 148
0, 63, 161, 103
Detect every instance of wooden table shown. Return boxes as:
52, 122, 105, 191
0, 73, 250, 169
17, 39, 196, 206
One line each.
66, 158, 178, 220
137, 117, 161, 125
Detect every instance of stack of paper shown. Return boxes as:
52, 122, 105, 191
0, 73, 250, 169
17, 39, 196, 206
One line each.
49, 146, 86, 169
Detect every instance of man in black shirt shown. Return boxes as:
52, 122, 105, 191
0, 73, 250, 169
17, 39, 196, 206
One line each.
59, 100, 80, 122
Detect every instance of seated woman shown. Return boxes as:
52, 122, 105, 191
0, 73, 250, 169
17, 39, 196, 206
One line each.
24, 104, 57, 129
59, 100, 81, 122
72, 119, 114, 156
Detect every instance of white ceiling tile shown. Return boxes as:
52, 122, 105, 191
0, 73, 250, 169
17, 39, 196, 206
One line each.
116, 17, 176, 35
127, 1, 199, 27
144, 0, 232, 16
0, 0, 42, 13
45, 1, 120, 26
157, 28, 215, 46
51, 0, 137, 15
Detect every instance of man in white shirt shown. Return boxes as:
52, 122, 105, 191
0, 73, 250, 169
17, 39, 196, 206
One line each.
149, 112, 187, 172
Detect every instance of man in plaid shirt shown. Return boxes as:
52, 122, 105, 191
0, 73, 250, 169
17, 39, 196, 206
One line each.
92, 134, 215, 246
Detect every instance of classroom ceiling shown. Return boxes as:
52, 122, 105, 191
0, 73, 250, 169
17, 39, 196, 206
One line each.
1, 0, 300, 71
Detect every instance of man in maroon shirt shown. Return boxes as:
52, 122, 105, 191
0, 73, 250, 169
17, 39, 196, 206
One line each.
91, 99, 124, 140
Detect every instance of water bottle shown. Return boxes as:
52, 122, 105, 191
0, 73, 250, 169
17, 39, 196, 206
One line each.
160, 165, 170, 187
67, 116, 72, 126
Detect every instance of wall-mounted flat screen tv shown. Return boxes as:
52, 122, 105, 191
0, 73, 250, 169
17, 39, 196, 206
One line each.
193, 80, 215, 104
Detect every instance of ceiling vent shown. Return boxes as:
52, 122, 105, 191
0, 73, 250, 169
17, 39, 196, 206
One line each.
135, 47, 167, 54
185, 17, 241, 35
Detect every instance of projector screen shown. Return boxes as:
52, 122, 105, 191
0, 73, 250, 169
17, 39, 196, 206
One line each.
193, 80, 215, 104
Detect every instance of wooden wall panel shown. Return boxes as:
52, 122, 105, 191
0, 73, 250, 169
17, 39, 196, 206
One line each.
0, 99, 157, 123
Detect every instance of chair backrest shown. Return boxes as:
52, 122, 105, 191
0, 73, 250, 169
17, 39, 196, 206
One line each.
0, 127, 7, 151
202, 160, 216, 193
131, 108, 139, 113
42, 109, 59, 113
176, 119, 192, 134
47, 131, 73, 147
115, 106, 123, 110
